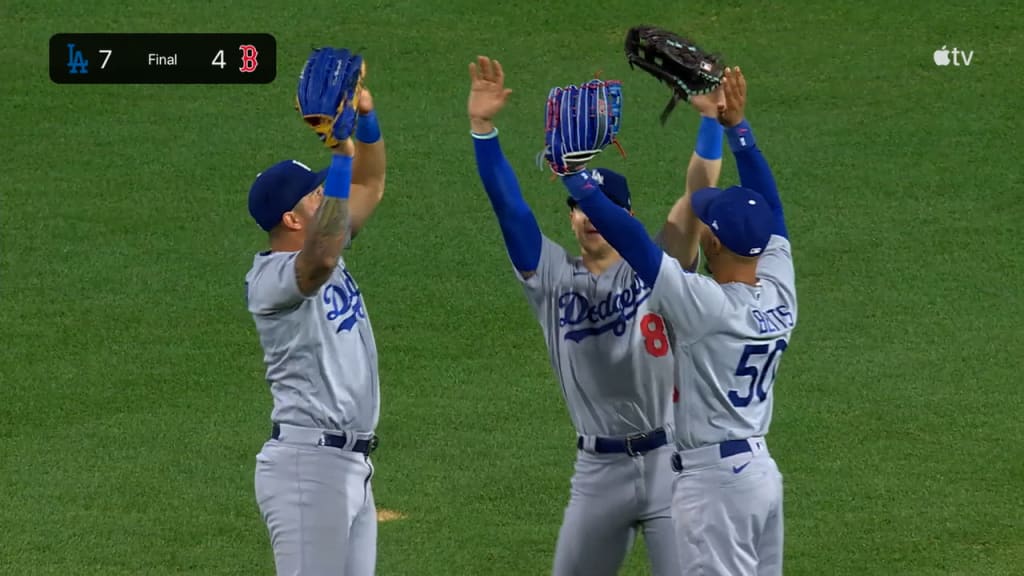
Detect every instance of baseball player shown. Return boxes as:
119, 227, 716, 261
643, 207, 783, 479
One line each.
466, 56, 721, 576
559, 67, 795, 576
245, 48, 386, 576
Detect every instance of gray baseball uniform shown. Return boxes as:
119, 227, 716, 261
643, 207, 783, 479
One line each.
518, 235, 681, 576
246, 250, 379, 576
649, 235, 796, 576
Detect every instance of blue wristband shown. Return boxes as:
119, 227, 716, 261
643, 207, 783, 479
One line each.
695, 116, 723, 160
323, 155, 353, 199
725, 119, 756, 151
355, 111, 381, 144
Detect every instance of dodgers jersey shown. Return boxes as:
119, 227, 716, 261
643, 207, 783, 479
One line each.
518, 235, 677, 438
245, 251, 379, 432
649, 235, 797, 450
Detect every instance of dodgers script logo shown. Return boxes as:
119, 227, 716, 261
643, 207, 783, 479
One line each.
323, 268, 367, 333
558, 276, 652, 342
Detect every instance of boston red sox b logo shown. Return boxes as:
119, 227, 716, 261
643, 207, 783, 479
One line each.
239, 44, 259, 73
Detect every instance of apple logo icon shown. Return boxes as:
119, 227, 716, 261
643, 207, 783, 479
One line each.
934, 46, 951, 66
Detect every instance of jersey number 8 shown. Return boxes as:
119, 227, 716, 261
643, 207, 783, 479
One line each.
640, 313, 669, 357
729, 338, 788, 407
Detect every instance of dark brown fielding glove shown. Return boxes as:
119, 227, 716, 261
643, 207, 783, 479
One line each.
624, 26, 725, 125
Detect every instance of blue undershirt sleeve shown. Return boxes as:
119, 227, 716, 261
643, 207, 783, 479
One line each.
472, 130, 543, 272
726, 119, 788, 238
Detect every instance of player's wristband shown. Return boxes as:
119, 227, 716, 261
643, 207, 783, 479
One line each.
725, 119, 757, 151
323, 155, 353, 199
355, 111, 381, 144
695, 116, 723, 160
471, 127, 499, 140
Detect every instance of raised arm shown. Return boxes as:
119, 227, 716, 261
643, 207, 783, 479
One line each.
719, 67, 787, 238
349, 84, 386, 239
561, 170, 663, 287
468, 56, 542, 277
658, 88, 725, 271
295, 140, 355, 296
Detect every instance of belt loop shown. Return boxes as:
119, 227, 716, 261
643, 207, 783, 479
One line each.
343, 433, 358, 452
578, 435, 598, 452
750, 437, 766, 455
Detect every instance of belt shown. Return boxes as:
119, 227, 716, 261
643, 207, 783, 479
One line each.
671, 437, 762, 472
271, 423, 379, 455
577, 428, 668, 456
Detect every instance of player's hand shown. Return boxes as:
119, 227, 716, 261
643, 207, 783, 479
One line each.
468, 55, 512, 133
717, 67, 747, 128
356, 60, 374, 114
689, 85, 724, 118
332, 137, 356, 157
357, 88, 374, 115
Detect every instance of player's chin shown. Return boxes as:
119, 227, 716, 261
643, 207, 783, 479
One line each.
582, 234, 611, 253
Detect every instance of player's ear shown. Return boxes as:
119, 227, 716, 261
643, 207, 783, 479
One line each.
709, 235, 723, 256
281, 211, 303, 231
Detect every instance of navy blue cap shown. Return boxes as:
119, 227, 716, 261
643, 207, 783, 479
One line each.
691, 185, 774, 257
567, 168, 632, 210
248, 160, 328, 231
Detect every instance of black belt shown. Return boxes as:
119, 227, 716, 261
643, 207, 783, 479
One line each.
271, 423, 379, 455
577, 428, 668, 456
670, 438, 752, 472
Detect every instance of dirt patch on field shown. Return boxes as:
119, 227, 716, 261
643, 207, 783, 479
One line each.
376, 508, 406, 522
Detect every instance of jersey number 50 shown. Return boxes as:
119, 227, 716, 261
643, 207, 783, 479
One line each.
729, 339, 788, 408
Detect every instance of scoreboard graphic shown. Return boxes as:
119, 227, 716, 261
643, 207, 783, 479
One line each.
50, 33, 276, 84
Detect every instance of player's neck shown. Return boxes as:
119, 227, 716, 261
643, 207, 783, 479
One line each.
581, 249, 622, 276
269, 231, 304, 253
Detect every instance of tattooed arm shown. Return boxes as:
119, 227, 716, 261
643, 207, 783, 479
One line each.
295, 139, 355, 296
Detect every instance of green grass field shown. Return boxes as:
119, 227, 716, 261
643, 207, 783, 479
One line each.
3, 1, 1023, 574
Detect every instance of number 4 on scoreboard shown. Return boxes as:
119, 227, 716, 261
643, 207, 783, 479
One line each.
212, 47, 258, 72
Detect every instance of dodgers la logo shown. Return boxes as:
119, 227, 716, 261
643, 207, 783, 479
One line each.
323, 268, 367, 333
558, 275, 652, 342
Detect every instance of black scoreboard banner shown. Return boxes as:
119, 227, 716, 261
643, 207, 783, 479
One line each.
50, 33, 276, 84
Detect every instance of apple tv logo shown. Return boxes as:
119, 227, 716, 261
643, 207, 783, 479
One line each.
933, 45, 974, 66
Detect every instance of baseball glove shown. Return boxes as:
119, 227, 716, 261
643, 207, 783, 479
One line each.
296, 47, 365, 149
539, 79, 624, 176
624, 26, 724, 125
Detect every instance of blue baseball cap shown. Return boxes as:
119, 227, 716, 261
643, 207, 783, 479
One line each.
248, 159, 328, 231
567, 168, 632, 210
690, 185, 774, 257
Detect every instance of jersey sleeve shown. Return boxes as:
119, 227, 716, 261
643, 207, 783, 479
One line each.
756, 235, 796, 307
647, 253, 726, 345
246, 253, 314, 315
515, 234, 572, 312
